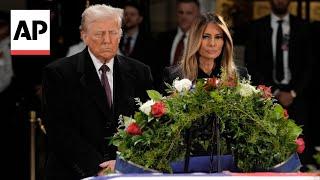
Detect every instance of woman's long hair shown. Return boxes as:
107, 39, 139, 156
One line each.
181, 12, 236, 81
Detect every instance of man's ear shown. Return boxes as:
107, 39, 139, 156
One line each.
81, 30, 87, 44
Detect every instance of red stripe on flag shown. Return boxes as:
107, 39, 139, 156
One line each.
11, 50, 50, 55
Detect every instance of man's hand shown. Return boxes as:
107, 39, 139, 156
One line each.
276, 91, 294, 107
97, 160, 116, 176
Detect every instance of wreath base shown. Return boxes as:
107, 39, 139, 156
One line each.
115, 153, 301, 173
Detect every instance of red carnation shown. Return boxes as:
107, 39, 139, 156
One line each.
151, 101, 166, 118
283, 109, 289, 119
126, 123, 142, 136
224, 77, 236, 87
205, 77, 219, 91
295, 138, 305, 154
257, 85, 272, 99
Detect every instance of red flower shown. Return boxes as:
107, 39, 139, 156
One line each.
151, 102, 166, 118
295, 138, 305, 154
283, 109, 289, 119
257, 85, 272, 99
204, 77, 219, 91
126, 123, 142, 136
224, 77, 236, 87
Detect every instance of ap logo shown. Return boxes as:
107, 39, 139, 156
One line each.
11, 10, 50, 55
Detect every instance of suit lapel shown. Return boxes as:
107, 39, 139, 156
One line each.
265, 16, 273, 60
78, 48, 111, 118
113, 55, 136, 118
167, 30, 178, 66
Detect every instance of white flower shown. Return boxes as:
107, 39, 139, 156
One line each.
173, 78, 192, 92
139, 100, 155, 115
238, 83, 259, 97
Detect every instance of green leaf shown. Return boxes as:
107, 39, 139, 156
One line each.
147, 90, 163, 101
148, 116, 154, 122
112, 139, 121, 146
274, 104, 284, 119
314, 151, 320, 165
287, 120, 303, 139
210, 91, 223, 102
134, 138, 144, 146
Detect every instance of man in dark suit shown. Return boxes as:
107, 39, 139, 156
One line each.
156, 0, 200, 91
119, 1, 156, 82
157, 0, 200, 68
245, 0, 312, 164
309, 21, 320, 162
42, 4, 153, 180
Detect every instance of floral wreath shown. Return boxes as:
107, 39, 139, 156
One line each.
111, 70, 304, 172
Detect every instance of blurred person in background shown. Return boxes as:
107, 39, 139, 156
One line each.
119, 1, 156, 81
0, 11, 13, 101
157, 0, 200, 68
245, 0, 312, 166
156, 0, 200, 91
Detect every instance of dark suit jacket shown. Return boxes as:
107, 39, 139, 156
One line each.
42, 48, 153, 180
245, 14, 311, 95
154, 29, 179, 91
120, 31, 155, 66
157, 29, 177, 69
309, 21, 320, 146
119, 31, 158, 88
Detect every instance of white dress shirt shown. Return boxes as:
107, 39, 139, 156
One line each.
122, 30, 139, 55
271, 13, 291, 85
88, 49, 114, 102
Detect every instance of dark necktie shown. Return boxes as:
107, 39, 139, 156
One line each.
276, 20, 284, 83
173, 34, 186, 65
99, 64, 112, 108
124, 36, 132, 56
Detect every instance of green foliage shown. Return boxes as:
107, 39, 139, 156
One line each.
147, 90, 163, 101
111, 74, 302, 172
315, 147, 320, 165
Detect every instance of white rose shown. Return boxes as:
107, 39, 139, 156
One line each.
173, 78, 192, 92
238, 83, 259, 97
139, 100, 155, 115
